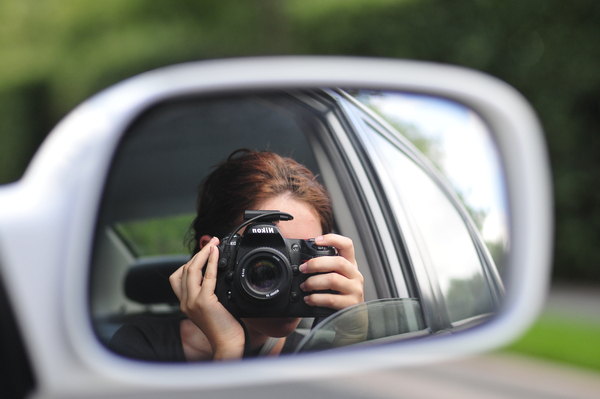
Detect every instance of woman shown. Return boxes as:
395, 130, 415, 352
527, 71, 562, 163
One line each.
110, 150, 364, 361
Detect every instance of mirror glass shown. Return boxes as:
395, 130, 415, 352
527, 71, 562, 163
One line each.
352, 91, 508, 279
295, 299, 426, 353
90, 88, 508, 362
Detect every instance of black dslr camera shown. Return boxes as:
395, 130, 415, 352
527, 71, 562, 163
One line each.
216, 210, 337, 318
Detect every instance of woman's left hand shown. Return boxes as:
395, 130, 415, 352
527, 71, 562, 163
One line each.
300, 234, 364, 310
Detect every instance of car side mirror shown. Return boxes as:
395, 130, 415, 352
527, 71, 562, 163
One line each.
0, 57, 552, 395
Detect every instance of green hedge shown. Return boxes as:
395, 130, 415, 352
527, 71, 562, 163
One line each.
1, 0, 600, 283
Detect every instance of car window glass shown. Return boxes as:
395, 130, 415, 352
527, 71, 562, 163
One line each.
114, 213, 195, 257
363, 123, 495, 323
295, 299, 427, 353
352, 91, 509, 282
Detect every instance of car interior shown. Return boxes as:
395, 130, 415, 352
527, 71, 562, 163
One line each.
89, 88, 502, 356
89, 90, 387, 349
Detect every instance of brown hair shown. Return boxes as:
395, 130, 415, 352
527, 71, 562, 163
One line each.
188, 149, 333, 254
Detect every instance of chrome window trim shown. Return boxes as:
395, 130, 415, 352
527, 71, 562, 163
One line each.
283, 89, 394, 300
323, 110, 410, 298
286, 95, 380, 301
335, 99, 449, 330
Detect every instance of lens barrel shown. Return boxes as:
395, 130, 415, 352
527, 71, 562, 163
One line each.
237, 248, 291, 301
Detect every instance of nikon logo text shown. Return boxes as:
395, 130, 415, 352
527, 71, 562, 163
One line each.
251, 227, 275, 234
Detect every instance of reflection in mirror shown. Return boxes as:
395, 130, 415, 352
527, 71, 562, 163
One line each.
89, 88, 509, 363
352, 91, 509, 280
349, 90, 506, 326
295, 299, 426, 353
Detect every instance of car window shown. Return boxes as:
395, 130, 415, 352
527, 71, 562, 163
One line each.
114, 213, 194, 257
295, 298, 427, 353
88, 91, 381, 353
351, 90, 509, 284
361, 121, 495, 324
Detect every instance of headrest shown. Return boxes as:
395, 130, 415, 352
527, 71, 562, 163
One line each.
124, 255, 190, 304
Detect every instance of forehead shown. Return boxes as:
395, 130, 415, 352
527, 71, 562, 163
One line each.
256, 196, 322, 239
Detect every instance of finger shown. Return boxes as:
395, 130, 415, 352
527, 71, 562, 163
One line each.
185, 258, 204, 300
178, 251, 202, 302
199, 244, 220, 297
301, 272, 355, 293
180, 260, 189, 309
304, 293, 357, 310
300, 256, 361, 279
169, 264, 185, 300
185, 238, 217, 298
315, 234, 356, 266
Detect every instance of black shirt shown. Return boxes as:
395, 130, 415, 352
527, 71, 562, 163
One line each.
108, 317, 303, 361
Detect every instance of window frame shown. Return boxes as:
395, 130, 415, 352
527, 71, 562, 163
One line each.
333, 90, 504, 331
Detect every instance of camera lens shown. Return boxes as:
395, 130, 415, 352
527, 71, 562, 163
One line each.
237, 248, 291, 301
247, 259, 279, 293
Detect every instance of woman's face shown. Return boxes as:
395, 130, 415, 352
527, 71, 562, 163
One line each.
241, 194, 323, 338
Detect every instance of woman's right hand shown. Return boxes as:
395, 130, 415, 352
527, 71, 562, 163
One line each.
169, 237, 245, 360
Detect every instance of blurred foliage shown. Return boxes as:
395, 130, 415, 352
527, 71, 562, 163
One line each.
1, 0, 599, 282
445, 274, 494, 322
356, 96, 446, 172
485, 239, 507, 280
114, 214, 194, 257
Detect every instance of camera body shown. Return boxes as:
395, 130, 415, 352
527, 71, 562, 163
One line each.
216, 219, 337, 318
